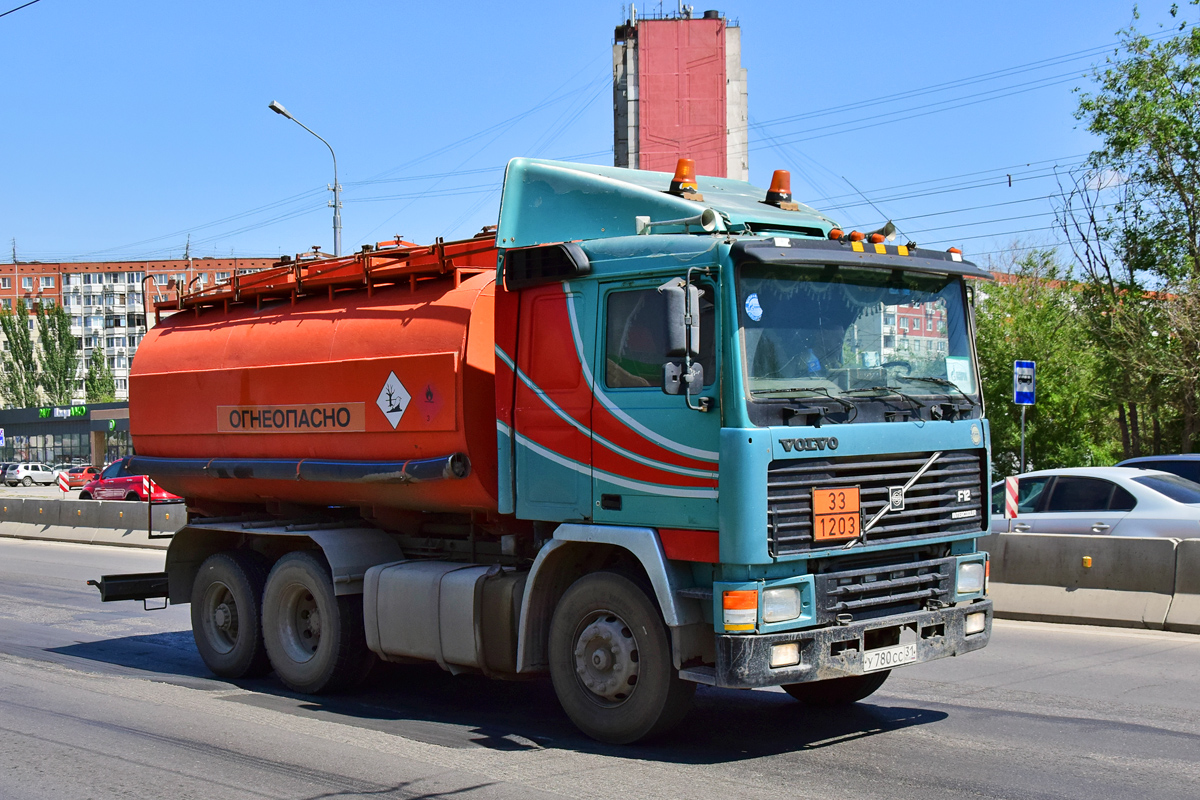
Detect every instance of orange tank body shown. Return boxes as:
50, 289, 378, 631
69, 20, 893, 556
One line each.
130, 269, 499, 514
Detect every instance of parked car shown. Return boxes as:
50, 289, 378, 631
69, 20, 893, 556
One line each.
990, 466, 1200, 538
1117, 454, 1200, 484
79, 457, 181, 501
63, 465, 100, 488
4, 462, 57, 487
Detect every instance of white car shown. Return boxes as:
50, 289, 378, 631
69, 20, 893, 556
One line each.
4, 462, 57, 487
990, 466, 1200, 538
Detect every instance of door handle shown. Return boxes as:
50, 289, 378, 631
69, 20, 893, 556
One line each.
1012, 523, 1031, 532
1092, 522, 1111, 533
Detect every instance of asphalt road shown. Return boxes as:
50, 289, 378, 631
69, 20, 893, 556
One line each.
1, 537, 1198, 800
0, 483, 81, 499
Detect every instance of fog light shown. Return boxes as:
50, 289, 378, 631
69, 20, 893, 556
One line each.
762, 586, 802, 623
770, 642, 801, 668
964, 611, 987, 635
957, 561, 985, 595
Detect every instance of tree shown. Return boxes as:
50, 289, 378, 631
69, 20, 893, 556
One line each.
85, 346, 116, 403
1057, 4, 1200, 453
975, 249, 1119, 474
0, 299, 40, 408
36, 304, 79, 405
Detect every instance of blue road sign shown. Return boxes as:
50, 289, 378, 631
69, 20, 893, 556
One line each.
1014, 360, 1036, 405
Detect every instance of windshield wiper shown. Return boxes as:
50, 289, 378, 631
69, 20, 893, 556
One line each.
753, 386, 851, 407
842, 386, 926, 409
899, 376, 979, 406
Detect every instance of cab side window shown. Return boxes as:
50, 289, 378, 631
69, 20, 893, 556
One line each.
101, 462, 122, 480
605, 286, 715, 389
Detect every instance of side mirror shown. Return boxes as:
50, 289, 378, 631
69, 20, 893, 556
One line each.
663, 362, 703, 396
658, 277, 699, 358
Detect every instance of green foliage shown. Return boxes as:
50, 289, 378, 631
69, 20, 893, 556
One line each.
0, 300, 40, 408
1060, 4, 1200, 454
84, 346, 116, 403
36, 304, 79, 406
976, 251, 1121, 474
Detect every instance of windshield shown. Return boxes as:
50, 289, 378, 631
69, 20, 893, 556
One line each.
738, 264, 977, 399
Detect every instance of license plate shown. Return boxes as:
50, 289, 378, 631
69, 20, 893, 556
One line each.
812, 486, 861, 541
862, 643, 918, 672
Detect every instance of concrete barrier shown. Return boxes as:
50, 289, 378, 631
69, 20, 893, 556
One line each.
0, 499, 184, 550
980, 533, 1179, 630
1166, 538, 1200, 634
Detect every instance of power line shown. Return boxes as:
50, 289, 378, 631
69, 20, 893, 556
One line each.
0, 0, 41, 20
753, 24, 1188, 130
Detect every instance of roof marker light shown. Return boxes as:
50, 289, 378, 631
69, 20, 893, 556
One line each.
869, 233, 886, 244
828, 228, 844, 240
669, 158, 703, 199
848, 230, 865, 242
764, 169, 800, 211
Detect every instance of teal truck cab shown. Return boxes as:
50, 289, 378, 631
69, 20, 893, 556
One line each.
94, 157, 992, 746
493, 158, 992, 739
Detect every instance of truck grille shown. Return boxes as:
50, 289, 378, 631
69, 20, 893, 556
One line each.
813, 554, 955, 623
767, 450, 986, 556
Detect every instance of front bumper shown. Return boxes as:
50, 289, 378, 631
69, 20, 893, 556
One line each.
704, 599, 992, 689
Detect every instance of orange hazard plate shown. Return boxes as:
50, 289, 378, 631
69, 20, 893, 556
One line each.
813, 487, 861, 541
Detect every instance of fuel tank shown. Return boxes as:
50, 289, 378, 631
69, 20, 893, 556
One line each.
130, 270, 499, 514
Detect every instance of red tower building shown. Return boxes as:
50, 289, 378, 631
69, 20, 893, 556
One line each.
613, 7, 748, 180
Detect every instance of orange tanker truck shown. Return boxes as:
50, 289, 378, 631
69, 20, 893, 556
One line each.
93, 158, 994, 743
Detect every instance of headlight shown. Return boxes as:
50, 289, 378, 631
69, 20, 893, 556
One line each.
957, 561, 985, 595
964, 611, 987, 635
762, 586, 802, 623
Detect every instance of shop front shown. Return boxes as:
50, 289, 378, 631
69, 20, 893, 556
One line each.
0, 403, 131, 467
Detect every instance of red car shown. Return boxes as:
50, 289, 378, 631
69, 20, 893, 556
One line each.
79, 457, 182, 501
63, 465, 100, 488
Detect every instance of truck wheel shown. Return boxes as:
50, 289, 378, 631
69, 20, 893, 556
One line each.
191, 551, 272, 679
124, 492, 140, 501
783, 671, 890, 706
548, 572, 694, 744
78, 491, 92, 500
262, 551, 374, 694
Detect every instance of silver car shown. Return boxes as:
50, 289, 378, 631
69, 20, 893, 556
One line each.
989, 466, 1200, 538
4, 462, 57, 487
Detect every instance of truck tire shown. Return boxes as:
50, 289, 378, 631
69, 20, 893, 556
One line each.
78, 491, 92, 500
783, 671, 890, 706
190, 550, 272, 679
261, 551, 374, 694
124, 492, 140, 501
548, 572, 694, 744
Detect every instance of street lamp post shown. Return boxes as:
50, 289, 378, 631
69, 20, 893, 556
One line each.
268, 101, 342, 256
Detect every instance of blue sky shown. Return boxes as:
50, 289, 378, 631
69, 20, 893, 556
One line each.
1, 0, 1191, 266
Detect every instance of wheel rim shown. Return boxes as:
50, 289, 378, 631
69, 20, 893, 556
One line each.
275, 581, 321, 664
200, 580, 239, 655
572, 610, 641, 707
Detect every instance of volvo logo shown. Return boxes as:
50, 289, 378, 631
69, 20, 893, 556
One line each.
779, 437, 839, 453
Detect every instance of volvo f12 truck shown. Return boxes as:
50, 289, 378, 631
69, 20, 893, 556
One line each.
93, 158, 993, 744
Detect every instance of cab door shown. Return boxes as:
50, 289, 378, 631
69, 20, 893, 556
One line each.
511, 283, 595, 522
591, 278, 720, 529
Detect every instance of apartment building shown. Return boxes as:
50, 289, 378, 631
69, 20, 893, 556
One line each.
1, 257, 274, 402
